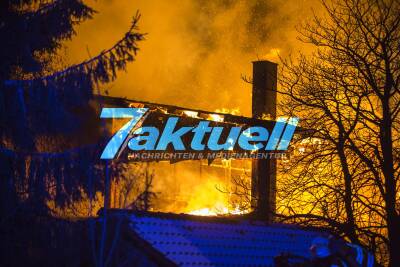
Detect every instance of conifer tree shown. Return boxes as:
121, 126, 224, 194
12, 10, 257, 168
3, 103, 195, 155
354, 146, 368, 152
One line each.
0, 0, 144, 216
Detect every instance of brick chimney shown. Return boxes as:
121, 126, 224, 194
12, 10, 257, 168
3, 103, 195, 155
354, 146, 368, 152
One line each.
251, 60, 277, 221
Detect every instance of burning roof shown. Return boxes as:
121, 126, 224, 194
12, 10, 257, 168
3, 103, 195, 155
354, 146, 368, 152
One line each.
93, 95, 304, 163
94, 95, 278, 127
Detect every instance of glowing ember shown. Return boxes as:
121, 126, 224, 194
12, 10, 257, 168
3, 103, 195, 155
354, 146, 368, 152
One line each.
189, 207, 222, 216
188, 204, 248, 216
208, 114, 224, 122
183, 110, 199, 118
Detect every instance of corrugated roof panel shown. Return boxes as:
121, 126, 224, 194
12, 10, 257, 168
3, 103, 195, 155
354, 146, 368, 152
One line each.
128, 213, 324, 267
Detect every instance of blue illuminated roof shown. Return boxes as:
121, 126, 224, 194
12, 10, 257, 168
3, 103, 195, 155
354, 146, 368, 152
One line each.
127, 212, 325, 267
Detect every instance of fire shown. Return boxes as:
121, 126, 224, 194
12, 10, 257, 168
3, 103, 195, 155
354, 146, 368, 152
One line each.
183, 176, 249, 216
208, 114, 224, 122
189, 206, 227, 216
189, 205, 247, 216
183, 110, 199, 118
215, 108, 241, 116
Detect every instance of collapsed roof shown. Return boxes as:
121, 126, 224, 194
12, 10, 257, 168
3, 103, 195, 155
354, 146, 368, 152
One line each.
93, 95, 308, 163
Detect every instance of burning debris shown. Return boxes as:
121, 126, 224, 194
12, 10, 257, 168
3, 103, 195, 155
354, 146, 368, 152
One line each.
88, 61, 296, 219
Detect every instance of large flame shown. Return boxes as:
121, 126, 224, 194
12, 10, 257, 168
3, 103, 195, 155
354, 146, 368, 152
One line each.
179, 165, 250, 216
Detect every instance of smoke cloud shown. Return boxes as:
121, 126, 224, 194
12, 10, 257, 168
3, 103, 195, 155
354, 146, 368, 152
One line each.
65, 0, 319, 116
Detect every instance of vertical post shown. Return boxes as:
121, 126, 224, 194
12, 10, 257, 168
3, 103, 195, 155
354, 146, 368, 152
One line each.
104, 161, 111, 209
251, 60, 277, 222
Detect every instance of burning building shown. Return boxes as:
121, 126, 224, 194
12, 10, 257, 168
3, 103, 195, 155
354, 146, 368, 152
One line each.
95, 60, 283, 220
72, 60, 332, 267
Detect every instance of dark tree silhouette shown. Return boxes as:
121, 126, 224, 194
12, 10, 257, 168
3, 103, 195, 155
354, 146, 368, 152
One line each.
0, 0, 144, 213
277, 0, 400, 266
0, 1, 144, 266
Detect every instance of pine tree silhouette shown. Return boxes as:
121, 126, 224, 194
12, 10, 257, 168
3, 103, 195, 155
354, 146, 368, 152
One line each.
0, 0, 144, 216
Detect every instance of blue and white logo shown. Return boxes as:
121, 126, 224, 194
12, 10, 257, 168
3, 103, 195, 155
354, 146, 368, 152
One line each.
100, 108, 298, 160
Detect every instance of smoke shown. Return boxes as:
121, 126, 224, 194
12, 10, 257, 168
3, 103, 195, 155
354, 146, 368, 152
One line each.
65, 0, 320, 116
61, 0, 322, 214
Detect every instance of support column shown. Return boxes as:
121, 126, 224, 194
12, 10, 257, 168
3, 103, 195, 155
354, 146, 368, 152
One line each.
251, 60, 277, 222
